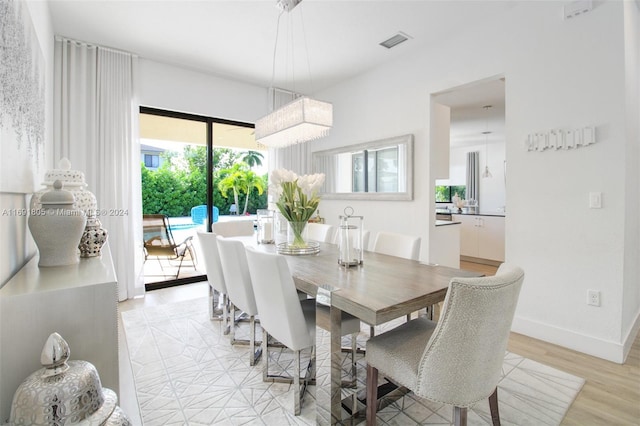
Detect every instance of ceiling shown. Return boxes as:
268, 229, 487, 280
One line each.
48, 0, 508, 145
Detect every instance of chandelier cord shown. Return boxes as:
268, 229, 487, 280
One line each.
298, 6, 314, 95
269, 10, 285, 110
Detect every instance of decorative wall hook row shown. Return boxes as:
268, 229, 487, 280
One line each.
525, 126, 596, 152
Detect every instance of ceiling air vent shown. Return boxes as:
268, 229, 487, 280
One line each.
379, 32, 411, 49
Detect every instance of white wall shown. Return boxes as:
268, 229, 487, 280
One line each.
622, 0, 640, 355
138, 59, 267, 124
1, 0, 54, 287
311, 1, 638, 362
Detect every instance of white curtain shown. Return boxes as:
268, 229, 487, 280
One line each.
54, 37, 144, 300
312, 152, 336, 193
269, 143, 309, 175
466, 151, 480, 202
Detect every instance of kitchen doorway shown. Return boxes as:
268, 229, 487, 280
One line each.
429, 76, 506, 268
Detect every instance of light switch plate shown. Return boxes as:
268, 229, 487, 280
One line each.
589, 192, 602, 209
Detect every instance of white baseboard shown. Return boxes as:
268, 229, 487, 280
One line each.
623, 310, 640, 361
512, 315, 636, 364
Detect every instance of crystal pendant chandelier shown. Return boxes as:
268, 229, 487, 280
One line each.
255, 0, 333, 148
482, 105, 493, 178
255, 96, 332, 148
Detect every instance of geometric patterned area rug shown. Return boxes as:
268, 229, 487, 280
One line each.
121, 298, 585, 426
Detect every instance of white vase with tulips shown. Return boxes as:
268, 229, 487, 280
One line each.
269, 169, 325, 248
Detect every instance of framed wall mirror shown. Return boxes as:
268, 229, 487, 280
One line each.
312, 134, 413, 200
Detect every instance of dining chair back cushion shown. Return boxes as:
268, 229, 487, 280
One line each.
216, 236, 258, 316
306, 223, 336, 243
245, 247, 315, 351
196, 231, 227, 295
366, 263, 524, 407
372, 231, 421, 260
213, 220, 255, 237
332, 229, 370, 252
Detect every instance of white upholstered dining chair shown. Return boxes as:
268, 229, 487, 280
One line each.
306, 223, 336, 243
216, 236, 262, 366
365, 263, 525, 426
370, 231, 422, 331
244, 246, 316, 415
196, 231, 229, 333
371, 231, 421, 261
212, 219, 255, 237
333, 229, 370, 252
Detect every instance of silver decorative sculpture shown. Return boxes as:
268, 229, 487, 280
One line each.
9, 333, 131, 425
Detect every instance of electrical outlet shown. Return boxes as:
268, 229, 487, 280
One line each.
587, 290, 601, 307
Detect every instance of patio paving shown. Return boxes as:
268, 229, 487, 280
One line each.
143, 214, 256, 284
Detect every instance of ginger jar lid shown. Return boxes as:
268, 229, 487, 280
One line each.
40, 180, 75, 206
43, 157, 86, 185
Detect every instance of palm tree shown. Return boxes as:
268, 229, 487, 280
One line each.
218, 163, 266, 214
240, 171, 265, 215
241, 150, 264, 168
217, 163, 247, 214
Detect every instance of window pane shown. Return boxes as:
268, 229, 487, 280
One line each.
435, 185, 451, 202
451, 185, 466, 200
376, 147, 398, 192
352, 152, 365, 192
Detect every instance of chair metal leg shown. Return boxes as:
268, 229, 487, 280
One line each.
294, 349, 301, 415
229, 304, 237, 344
209, 287, 228, 326
489, 387, 500, 426
263, 329, 270, 383
249, 315, 256, 366
222, 294, 230, 335
454, 406, 467, 426
248, 315, 262, 366
366, 364, 379, 425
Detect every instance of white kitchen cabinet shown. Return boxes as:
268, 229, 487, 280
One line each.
452, 214, 505, 262
0, 244, 118, 422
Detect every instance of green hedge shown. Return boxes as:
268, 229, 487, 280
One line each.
141, 146, 267, 217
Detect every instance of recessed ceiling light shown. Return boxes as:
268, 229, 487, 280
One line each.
379, 32, 412, 49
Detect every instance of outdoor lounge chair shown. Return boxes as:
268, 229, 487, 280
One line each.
191, 205, 219, 225
143, 214, 196, 279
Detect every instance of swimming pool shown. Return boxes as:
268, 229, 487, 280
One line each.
169, 223, 202, 231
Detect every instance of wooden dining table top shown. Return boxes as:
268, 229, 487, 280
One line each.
253, 241, 483, 325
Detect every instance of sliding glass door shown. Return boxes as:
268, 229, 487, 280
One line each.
139, 107, 262, 290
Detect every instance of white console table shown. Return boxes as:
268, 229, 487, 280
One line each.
0, 244, 118, 423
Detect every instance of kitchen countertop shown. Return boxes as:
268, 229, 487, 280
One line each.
436, 208, 506, 218
435, 219, 461, 226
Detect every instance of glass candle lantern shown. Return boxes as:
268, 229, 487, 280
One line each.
338, 207, 363, 267
257, 209, 275, 244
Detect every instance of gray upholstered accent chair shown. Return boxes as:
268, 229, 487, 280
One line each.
244, 247, 316, 415
196, 231, 230, 333
216, 236, 262, 366
365, 263, 525, 426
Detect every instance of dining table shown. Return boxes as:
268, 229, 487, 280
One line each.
246, 239, 483, 425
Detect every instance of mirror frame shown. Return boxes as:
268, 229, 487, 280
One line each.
312, 134, 414, 201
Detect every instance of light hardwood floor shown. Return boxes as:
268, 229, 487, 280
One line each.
461, 260, 640, 425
